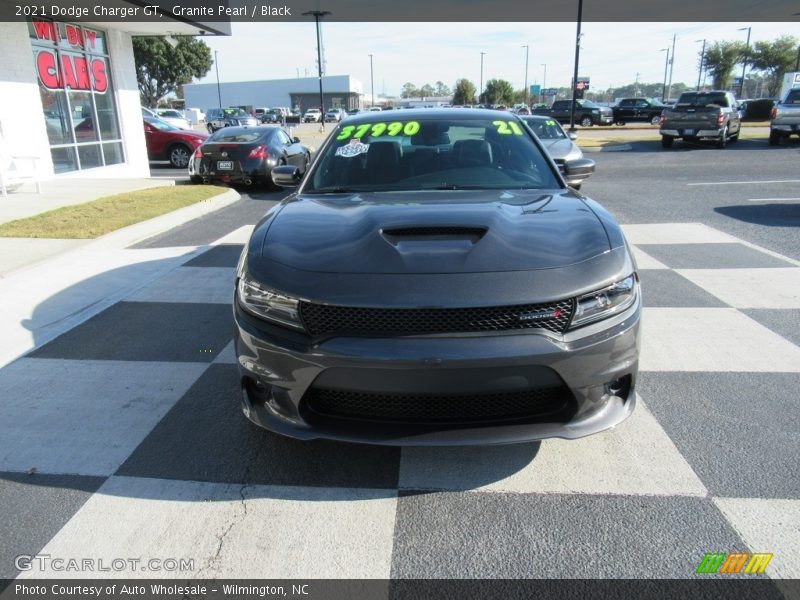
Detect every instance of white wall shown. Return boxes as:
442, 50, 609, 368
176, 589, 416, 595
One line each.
0, 22, 54, 178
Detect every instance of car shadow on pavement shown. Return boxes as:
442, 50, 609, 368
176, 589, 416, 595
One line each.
715, 203, 800, 228
0, 253, 542, 502
616, 139, 795, 153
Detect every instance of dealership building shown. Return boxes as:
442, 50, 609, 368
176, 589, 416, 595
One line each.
183, 75, 365, 114
0, 14, 229, 181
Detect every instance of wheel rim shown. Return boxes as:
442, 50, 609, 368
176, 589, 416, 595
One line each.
581, 118, 591, 127
651, 116, 660, 125
170, 147, 190, 168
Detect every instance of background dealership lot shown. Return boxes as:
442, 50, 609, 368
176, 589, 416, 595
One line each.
0, 134, 799, 584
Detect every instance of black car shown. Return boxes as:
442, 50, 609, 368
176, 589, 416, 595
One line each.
234, 109, 641, 445
612, 98, 667, 125
189, 126, 310, 188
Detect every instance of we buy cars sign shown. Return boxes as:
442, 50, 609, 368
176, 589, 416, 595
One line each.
31, 20, 108, 93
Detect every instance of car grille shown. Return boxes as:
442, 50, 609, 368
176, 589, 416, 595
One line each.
298, 299, 575, 337
302, 386, 575, 425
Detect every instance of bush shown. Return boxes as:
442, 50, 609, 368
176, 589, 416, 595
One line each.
744, 99, 775, 120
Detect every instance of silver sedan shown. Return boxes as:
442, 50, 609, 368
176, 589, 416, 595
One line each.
520, 115, 594, 189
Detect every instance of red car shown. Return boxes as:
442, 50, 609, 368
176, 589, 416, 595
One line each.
143, 116, 208, 168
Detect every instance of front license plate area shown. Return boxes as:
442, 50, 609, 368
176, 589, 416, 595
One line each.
217, 161, 233, 170
683, 129, 695, 136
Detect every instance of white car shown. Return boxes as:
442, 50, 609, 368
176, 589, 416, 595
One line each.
156, 109, 191, 130
303, 108, 322, 123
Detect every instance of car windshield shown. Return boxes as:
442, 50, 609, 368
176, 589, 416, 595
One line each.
522, 118, 567, 140
223, 108, 248, 117
144, 117, 179, 131
677, 93, 729, 107
304, 116, 561, 193
159, 110, 181, 118
581, 100, 600, 108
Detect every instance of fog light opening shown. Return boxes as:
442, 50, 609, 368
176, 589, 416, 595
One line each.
605, 375, 632, 401
244, 377, 273, 405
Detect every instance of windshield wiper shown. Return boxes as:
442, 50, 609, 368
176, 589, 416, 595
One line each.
307, 186, 358, 194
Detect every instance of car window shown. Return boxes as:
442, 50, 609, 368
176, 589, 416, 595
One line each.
305, 117, 560, 193
784, 90, 800, 104
276, 130, 292, 145
222, 108, 247, 117
677, 93, 729, 107
144, 117, 179, 131
209, 129, 264, 142
620, 100, 633, 107
521, 118, 567, 140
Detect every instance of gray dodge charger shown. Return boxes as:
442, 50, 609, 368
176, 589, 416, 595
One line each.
234, 109, 641, 445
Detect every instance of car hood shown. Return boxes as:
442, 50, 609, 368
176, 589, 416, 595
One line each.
540, 138, 579, 160
256, 190, 612, 274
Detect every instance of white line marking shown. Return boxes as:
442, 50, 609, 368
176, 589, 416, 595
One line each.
747, 197, 800, 202
687, 180, 800, 186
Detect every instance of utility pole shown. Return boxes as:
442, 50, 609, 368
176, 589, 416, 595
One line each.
660, 48, 670, 101
666, 33, 676, 101
796, 44, 800, 71
522, 45, 529, 106
541, 63, 547, 92
480, 51, 486, 105
738, 26, 752, 98
302, 10, 331, 131
569, 0, 583, 132
695, 39, 706, 90
214, 50, 221, 109
634, 72, 640, 97
369, 54, 374, 107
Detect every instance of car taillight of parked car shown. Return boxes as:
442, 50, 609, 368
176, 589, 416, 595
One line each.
659, 112, 665, 126
248, 145, 269, 160
770, 107, 777, 120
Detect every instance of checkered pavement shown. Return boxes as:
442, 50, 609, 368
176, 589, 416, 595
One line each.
1, 222, 798, 583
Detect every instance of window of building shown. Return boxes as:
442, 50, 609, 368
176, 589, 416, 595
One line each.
29, 20, 124, 173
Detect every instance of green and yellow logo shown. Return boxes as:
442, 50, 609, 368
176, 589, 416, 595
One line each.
696, 552, 773, 575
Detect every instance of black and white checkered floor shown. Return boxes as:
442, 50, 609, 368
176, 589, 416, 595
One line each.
1, 222, 798, 581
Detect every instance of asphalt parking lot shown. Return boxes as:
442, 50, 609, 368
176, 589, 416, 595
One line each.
1, 133, 798, 588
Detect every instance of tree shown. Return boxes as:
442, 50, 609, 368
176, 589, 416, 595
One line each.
419, 84, 435, 100
702, 40, 747, 90
750, 35, 799, 96
483, 79, 515, 105
133, 36, 212, 107
452, 79, 476, 104
400, 82, 418, 99
434, 81, 451, 97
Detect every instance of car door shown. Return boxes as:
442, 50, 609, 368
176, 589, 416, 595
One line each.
276, 129, 304, 167
727, 93, 741, 134
143, 121, 165, 159
617, 99, 635, 121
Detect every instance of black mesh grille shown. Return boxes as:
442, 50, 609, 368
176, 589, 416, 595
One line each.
299, 299, 574, 337
382, 226, 486, 238
303, 386, 574, 424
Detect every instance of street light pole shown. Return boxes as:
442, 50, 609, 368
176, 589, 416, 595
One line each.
738, 26, 751, 98
796, 44, 800, 71
369, 54, 374, 108
541, 63, 547, 92
214, 50, 222, 109
569, 0, 583, 132
666, 33, 676, 102
480, 51, 486, 105
302, 10, 331, 131
695, 39, 706, 91
660, 48, 670, 101
522, 45, 529, 106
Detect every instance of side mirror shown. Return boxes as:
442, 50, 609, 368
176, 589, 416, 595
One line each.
563, 157, 595, 184
271, 165, 302, 187
568, 132, 578, 140
292, 136, 301, 143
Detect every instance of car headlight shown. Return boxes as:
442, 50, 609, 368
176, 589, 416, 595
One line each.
237, 272, 304, 331
571, 275, 637, 328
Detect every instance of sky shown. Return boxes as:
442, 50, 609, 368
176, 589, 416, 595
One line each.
195, 22, 799, 96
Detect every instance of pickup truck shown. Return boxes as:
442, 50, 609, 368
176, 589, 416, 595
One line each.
769, 88, 800, 145
533, 99, 614, 127
612, 98, 667, 125
659, 91, 741, 149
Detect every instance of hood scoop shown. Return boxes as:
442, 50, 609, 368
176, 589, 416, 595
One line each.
381, 226, 487, 244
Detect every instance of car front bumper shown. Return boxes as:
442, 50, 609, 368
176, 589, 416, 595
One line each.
233, 293, 641, 446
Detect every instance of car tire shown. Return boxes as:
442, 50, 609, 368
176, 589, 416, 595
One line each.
661, 135, 674, 148
716, 126, 728, 149
769, 131, 782, 146
650, 115, 661, 126
580, 116, 593, 127
615, 121, 626, 126
168, 144, 192, 169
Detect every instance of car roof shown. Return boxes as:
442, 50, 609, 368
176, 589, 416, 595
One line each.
520, 114, 559, 122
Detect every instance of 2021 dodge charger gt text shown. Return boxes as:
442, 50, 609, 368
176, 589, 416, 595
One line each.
234, 109, 641, 445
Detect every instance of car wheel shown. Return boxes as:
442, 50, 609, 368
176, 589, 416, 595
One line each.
168, 144, 191, 168
207, 124, 214, 133
769, 131, 782, 146
716, 126, 728, 149
580, 116, 593, 127
650, 115, 661, 126
615, 121, 626, 126
661, 135, 674, 148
